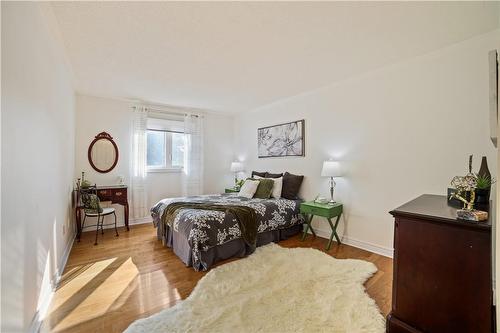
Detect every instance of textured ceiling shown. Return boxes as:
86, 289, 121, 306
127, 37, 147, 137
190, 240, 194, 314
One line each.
50, 2, 499, 113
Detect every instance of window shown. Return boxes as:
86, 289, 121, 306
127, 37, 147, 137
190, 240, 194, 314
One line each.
146, 118, 185, 171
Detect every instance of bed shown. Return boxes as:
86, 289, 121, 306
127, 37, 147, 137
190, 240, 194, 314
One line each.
151, 193, 304, 271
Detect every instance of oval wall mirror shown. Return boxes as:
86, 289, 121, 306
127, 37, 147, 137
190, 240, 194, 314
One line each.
88, 132, 119, 173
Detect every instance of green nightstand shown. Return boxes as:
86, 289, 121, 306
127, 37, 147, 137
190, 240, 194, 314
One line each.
225, 187, 240, 194
300, 201, 343, 250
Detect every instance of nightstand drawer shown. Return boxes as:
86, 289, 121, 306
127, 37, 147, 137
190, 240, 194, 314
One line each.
301, 205, 324, 215
300, 202, 342, 218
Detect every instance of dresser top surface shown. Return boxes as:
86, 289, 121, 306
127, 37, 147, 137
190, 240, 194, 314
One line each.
390, 194, 491, 230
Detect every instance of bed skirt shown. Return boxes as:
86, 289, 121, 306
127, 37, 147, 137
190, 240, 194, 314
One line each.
156, 220, 303, 270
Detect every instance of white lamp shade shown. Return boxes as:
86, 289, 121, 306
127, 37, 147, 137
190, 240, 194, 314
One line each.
230, 162, 244, 172
321, 160, 342, 177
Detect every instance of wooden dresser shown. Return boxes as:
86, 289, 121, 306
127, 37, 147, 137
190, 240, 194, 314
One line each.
387, 194, 493, 333
75, 185, 129, 240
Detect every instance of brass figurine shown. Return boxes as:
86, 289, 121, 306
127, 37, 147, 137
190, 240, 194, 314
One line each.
449, 175, 477, 211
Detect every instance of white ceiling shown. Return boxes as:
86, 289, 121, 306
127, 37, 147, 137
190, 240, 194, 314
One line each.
50, 2, 499, 113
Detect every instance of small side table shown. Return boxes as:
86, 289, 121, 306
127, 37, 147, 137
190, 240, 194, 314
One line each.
225, 187, 240, 194
300, 201, 343, 250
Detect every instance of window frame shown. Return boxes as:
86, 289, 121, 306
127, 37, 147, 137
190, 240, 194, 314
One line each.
146, 128, 185, 173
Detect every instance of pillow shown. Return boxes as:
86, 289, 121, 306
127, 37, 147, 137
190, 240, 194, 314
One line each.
81, 192, 103, 213
238, 179, 260, 198
270, 176, 283, 199
266, 172, 283, 178
255, 175, 283, 199
251, 171, 267, 178
253, 178, 274, 199
281, 172, 304, 199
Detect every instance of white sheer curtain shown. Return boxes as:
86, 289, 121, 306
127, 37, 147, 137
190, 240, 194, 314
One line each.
130, 105, 149, 219
183, 114, 204, 196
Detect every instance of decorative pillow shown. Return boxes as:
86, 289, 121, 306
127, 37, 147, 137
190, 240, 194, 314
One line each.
255, 175, 283, 199
81, 192, 103, 214
238, 179, 260, 198
270, 176, 283, 199
251, 171, 267, 178
253, 178, 274, 199
266, 172, 283, 178
281, 172, 304, 199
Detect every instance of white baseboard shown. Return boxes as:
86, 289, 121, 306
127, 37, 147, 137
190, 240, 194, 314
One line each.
311, 227, 394, 258
129, 217, 153, 225
56, 232, 76, 284
28, 232, 76, 333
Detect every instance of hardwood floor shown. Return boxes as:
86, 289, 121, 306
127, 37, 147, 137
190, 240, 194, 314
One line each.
41, 224, 392, 333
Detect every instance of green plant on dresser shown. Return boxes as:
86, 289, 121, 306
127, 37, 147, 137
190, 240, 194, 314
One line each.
300, 201, 343, 250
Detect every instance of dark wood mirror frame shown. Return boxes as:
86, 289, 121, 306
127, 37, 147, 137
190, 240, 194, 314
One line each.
88, 132, 119, 173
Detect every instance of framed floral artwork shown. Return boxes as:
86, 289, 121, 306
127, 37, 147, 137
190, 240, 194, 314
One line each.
257, 120, 305, 158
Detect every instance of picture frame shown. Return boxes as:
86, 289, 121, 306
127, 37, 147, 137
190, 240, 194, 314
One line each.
257, 119, 305, 158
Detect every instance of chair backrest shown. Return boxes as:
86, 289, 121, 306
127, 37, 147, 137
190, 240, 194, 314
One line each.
79, 185, 103, 214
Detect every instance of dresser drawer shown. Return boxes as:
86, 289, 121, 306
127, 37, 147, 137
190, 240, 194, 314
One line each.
97, 190, 112, 201
97, 188, 127, 203
110, 188, 127, 203
113, 190, 125, 198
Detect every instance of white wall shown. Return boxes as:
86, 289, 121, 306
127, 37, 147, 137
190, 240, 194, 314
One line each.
75, 94, 235, 226
1, 3, 76, 332
235, 30, 500, 256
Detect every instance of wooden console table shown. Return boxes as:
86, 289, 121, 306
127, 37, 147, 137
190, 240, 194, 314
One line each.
75, 185, 129, 241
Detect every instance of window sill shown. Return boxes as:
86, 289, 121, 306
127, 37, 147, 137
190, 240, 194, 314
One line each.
147, 168, 183, 174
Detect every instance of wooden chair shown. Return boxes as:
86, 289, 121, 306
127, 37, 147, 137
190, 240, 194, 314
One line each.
79, 184, 119, 245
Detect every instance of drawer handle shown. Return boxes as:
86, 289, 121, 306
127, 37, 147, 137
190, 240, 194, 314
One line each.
100, 190, 107, 195
115, 192, 122, 196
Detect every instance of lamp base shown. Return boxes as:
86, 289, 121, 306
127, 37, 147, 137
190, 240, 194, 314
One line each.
328, 200, 336, 205
329, 177, 337, 205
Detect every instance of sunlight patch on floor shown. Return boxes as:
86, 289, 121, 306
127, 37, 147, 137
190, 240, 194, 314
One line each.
50, 257, 139, 332
50, 258, 117, 309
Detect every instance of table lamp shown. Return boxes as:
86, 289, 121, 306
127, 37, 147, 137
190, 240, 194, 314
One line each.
321, 160, 342, 204
230, 162, 244, 187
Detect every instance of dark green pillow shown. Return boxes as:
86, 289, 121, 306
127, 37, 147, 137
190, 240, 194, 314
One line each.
252, 178, 274, 199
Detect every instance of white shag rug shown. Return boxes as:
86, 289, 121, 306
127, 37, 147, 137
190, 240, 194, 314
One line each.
125, 243, 385, 333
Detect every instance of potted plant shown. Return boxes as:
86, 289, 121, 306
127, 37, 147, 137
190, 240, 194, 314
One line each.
235, 179, 244, 191
475, 174, 495, 205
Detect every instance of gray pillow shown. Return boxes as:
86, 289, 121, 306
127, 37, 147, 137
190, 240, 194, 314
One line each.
251, 171, 267, 178
281, 172, 304, 199
266, 172, 283, 178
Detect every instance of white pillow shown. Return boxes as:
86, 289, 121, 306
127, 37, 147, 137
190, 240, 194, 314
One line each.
270, 177, 283, 199
254, 175, 282, 199
238, 179, 260, 198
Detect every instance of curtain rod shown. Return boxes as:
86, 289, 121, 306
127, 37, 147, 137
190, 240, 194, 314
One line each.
133, 105, 200, 117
